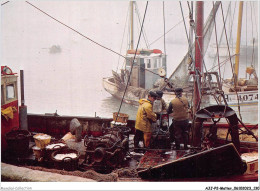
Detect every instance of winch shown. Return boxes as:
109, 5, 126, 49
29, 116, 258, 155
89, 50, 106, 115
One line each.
82, 126, 129, 172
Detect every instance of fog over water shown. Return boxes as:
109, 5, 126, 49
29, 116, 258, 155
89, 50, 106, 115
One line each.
1, 1, 258, 121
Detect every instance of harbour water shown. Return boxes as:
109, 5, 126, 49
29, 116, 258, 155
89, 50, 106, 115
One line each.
1, 1, 258, 122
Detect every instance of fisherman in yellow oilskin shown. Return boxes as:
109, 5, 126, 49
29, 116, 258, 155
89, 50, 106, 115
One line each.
134, 91, 158, 149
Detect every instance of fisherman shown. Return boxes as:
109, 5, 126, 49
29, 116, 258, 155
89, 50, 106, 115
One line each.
155, 90, 167, 111
61, 118, 86, 142
134, 91, 158, 149
167, 88, 190, 150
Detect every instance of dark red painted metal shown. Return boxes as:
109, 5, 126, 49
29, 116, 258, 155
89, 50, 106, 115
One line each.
1, 100, 19, 151
193, 1, 204, 112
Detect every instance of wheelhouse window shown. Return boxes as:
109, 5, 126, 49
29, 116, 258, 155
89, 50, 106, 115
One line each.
145, 59, 151, 68
6, 84, 15, 101
1, 85, 4, 105
154, 59, 158, 68
157, 58, 161, 67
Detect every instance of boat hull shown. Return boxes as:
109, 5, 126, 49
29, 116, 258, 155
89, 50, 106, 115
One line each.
210, 90, 258, 123
102, 76, 210, 107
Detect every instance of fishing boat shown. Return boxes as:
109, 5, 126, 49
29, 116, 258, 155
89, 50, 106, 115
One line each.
208, 1, 258, 123
102, 1, 221, 107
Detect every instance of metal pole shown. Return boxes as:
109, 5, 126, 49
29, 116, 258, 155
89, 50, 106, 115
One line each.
193, 1, 204, 114
130, 1, 134, 50
20, 70, 25, 106
234, 1, 243, 86
192, 1, 204, 148
19, 70, 28, 130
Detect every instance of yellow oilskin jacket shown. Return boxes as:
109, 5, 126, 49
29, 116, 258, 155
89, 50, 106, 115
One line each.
135, 99, 157, 133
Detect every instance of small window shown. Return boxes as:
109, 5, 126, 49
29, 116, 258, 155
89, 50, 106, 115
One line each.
126, 60, 131, 66
6, 84, 15, 100
1, 85, 4, 105
146, 59, 151, 68
154, 59, 158, 68
157, 58, 161, 67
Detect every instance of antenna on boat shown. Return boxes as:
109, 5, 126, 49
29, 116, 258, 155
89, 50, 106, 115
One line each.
130, 1, 134, 50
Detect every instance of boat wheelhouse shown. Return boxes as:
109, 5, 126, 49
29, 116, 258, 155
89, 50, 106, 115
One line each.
1, 66, 19, 151
125, 49, 166, 89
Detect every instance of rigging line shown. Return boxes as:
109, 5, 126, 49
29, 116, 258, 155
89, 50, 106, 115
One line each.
115, 1, 149, 122
135, 2, 150, 49
189, 3, 224, 106
149, 15, 189, 46
116, 3, 130, 73
250, 2, 254, 45
25, 1, 159, 78
251, 38, 255, 69
179, 2, 192, 59
246, 2, 248, 78
25, 1, 127, 60
220, 2, 242, 121
250, 2, 256, 69
212, 2, 231, 70
223, 1, 237, 80
212, 1, 222, 87
252, 2, 258, 41
209, 54, 237, 71
163, 1, 166, 55
1, 1, 9, 6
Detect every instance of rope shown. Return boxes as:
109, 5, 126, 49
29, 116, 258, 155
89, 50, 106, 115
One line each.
135, 2, 150, 49
115, 1, 149, 122
251, 38, 255, 69
149, 15, 189, 46
246, 2, 248, 78
252, 2, 258, 43
223, 1, 237, 80
250, 2, 256, 69
212, 1, 222, 88
220, 2, 242, 121
25, 1, 127, 60
163, 1, 166, 55
116, 3, 130, 73
212, 2, 231, 72
1, 1, 9, 6
179, 2, 193, 61
25, 1, 161, 78
209, 54, 238, 72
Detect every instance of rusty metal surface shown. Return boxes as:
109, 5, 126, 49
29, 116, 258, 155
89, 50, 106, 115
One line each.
27, 114, 136, 139
137, 150, 188, 170
83, 127, 129, 172
138, 143, 247, 180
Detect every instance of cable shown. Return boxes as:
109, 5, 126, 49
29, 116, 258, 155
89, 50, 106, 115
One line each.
135, 2, 150, 49
1, 1, 9, 6
25, 1, 161, 78
115, 1, 149, 122
212, 1, 222, 87
149, 15, 189, 46
116, 3, 130, 73
163, 1, 166, 55
246, 2, 248, 78
220, 2, 242, 121
179, 2, 193, 58
25, 1, 127, 60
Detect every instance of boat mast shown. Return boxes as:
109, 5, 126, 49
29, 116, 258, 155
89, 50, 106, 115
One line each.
234, 2, 243, 86
191, 1, 204, 148
193, 1, 204, 113
130, 1, 134, 50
